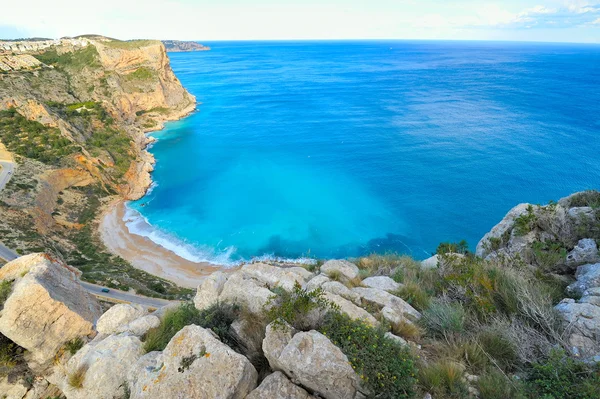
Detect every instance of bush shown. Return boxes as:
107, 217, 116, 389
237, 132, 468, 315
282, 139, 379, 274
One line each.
143, 302, 239, 352
394, 282, 431, 312
531, 240, 567, 272
477, 369, 526, 399
525, 348, 600, 399
65, 337, 85, 355
0, 280, 13, 308
436, 240, 469, 255
319, 312, 417, 399
477, 328, 519, 371
514, 205, 538, 236
420, 301, 466, 338
265, 282, 337, 330
418, 360, 469, 399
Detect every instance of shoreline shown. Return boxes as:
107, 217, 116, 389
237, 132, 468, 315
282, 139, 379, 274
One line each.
99, 199, 226, 288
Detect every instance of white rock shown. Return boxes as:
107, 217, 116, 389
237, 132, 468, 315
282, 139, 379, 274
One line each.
476, 203, 531, 257
323, 292, 378, 326
567, 263, 600, 296
220, 272, 274, 314
353, 287, 421, 322
320, 260, 359, 281
263, 322, 296, 373
566, 239, 600, 268
305, 275, 331, 291
246, 371, 314, 399
420, 255, 440, 269
119, 315, 160, 336
194, 271, 228, 311
322, 281, 361, 304
361, 276, 401, 292
385, 332, 408, 346
555, 298, 600, 359
96, 304, 147, 335
241, 263, 308, 290
128, 325, 257, 399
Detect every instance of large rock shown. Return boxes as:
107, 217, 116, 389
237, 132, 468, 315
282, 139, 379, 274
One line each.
567, 263, 600, 297
246, 371, 314, 399
128, 325, 257, 399
320, 260, 359, 282
361, 276, 401, 292
263, 325, 362, 399
305, 275, 331, 291
96, 304, 147, 335
323, 292, 378, 326
52, 334, 143, 399
0, 254, 102, 368
322, 281, 361, 304
476, 203, 531, 258
240, 263, 310, 290
194, 271, 228, 311
220, 273, 275, 314
352, 287, 421, 324
555, 298, 600, 359
566, 239, 600, 268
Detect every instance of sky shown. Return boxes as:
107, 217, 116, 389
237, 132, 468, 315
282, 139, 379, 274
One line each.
1, 0, 599, 43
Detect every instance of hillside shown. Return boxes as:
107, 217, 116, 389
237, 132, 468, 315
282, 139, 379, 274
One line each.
0, 36, 195, 298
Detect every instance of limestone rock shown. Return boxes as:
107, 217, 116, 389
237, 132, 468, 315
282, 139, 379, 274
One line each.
241, 263, 309, 290
421, 255, 440, 269
320, 260, 359, 282
264, 326, 361, 399
566, 239, 600, 268
246, 371, 314, 399
96, 304, 147, 335
305, 274, 331, 291
353, 287, 421, 322
219, 272, 274, 314
476, 203, 531, 258
128, 325, 257, 399
0, 376, 28, 399
53, 334, 143, 399
567, 263, 600, 297
120, 315, 161, 336
361, 276, 401, 292
385, 332, 408, 346
555, 298, 600, 359
263, 322, 296, 373
322, 281, 361, 304
0, 254, 102, 368
323, 292, 378, 326
194, 271, 228, 311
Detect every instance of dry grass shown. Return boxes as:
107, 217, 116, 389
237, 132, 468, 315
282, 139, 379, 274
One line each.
354, 254, 420, 276
418, 359, 468, 398
68, 364, 89, 389
392, 320, 423, 341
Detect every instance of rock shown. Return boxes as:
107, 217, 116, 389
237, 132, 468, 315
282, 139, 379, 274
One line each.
361, 276, 401, 292
476, 203, 531, 258
0, 254, 102, 369
52, 334, 143, 399
323, 292, 378, 326
384, 332, 408, 346
263, 325, 361, 399
220, 272, 274, 314
120, 315, 161, 336
263, 322, 296, 373
555, 298, 600, 359
246, 371, 314, 399
128, 325, 257, 399
194, 271, 228, 311
567, 263, 600, 296
566, 240, 600, 268
96, 304, 147, 335
421, 255, 440, 269
305, 275, 331, 291
241, 263, 309, 290
320, 260, 359, 282
0, 376, 28, 399
152, 302, 180, 321
230, 318, 264, 357
322, 281, 361, 304
353, 287, 421, 322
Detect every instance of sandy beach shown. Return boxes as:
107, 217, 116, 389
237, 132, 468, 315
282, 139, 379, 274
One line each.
99, 200, 226, 288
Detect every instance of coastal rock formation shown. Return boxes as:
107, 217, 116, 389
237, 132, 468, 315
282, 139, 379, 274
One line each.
0, 253, 102, 369
128, 325, 257, 399
320, 259, 360, 282
161, 40, 211, 52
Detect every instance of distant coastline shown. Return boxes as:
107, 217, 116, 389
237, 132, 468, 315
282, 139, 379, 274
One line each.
161, 40, 210, 52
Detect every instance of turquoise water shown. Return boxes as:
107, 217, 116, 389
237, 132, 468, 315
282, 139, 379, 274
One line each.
128, 41, 600, 266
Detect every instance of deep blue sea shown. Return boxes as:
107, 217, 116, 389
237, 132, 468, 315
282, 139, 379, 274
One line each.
126, 41, 600, 266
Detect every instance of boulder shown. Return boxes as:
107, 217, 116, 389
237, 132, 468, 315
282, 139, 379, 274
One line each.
566, 263, 600, 297
323, 292, 378, 326
320, 260, 359, 282
96, 304, 147, 335
555, 298, 600, 359
384, 332, 408, 346
0, 376, 28, 399
120, 315, 161, 336
263, 322, 296, 372
263, 325, 361, 399
421, 255, 440, 269
0, 254, 102, 368
352, 287, 421, 323
566, 239, 600, 268
305, 275, 331, 291
219, 272, 274, 314
361, 276, 401, 292
128, 325, 257, 399
322, 281, 361, 304
476, 203, 531, 258
246, 371, 314, 399
194, 271, 228, 311
241, 263, 309, 290
52, 334, 144, 399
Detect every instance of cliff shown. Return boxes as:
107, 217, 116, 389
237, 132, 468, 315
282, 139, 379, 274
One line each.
162, 40, 211, 52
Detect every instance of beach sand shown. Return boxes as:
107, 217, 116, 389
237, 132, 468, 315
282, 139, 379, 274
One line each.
99, 200, 225, 288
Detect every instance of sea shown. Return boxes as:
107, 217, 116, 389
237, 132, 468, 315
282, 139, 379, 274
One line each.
124, 41, 600, 266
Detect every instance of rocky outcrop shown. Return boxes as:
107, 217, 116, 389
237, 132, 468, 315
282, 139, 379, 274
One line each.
128, 325, 257, 398
353, 287, 421, 325
263, 323, 362, 399
0, 253, 102, 369
566, 263, 600, 297
566, 239, 600, 268
246, 371, 315, 399
320, 260, 360, 282
96, 303, 159, 336
361, 276, 401, 292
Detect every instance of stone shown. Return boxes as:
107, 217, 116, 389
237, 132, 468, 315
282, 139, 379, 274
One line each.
385, 332, 408, 346
241, 263, 309, 290
320, 260, 360, 282
128, 325, 257, 399
567, 263, 600, 296
263, 322, 296, 373
52, 334, 144, 399
263, 326, 361, 399
219, 272, 274, 314
230, 319, 264, 356
0, 377, 28, 399
194, 271, 228, 310
566, 239, 600, 268
323, 292, 378, 326
96, 303, 147, 335
246, 371, 314, 399
119, 315, 161, 336
322, 281, 362, 304
476, 203, 531, 258
361, 276, 401, 292
353, 287, 421, 322
305, 274, 331, 291
0, 254, 102, 369
420, 255, 440, 269
555, 298, 600, 359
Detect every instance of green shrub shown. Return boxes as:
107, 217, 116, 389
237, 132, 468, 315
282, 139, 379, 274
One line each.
420, 301, 465, 338
525, 348, 600, 399
418, 360, 469, 399
514, 205, 538, 236
0, 280, 13, 308
477, 329, 519, 371
265, 282, 337, 330
436, 240, 469, 255
531, 240, 567, 272
0, 334, 18, 371
477, 369, 526, 399
565, 191, 600, 209
319, 312, 417, 399
394, 282, 431, 312
127, 67, 155, 81
65, 337, 85, 355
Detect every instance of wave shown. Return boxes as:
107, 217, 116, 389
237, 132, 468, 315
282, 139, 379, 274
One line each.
122, 204, 317, 267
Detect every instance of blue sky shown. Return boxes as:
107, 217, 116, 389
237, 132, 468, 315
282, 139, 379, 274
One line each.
1, 0, 599, 43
